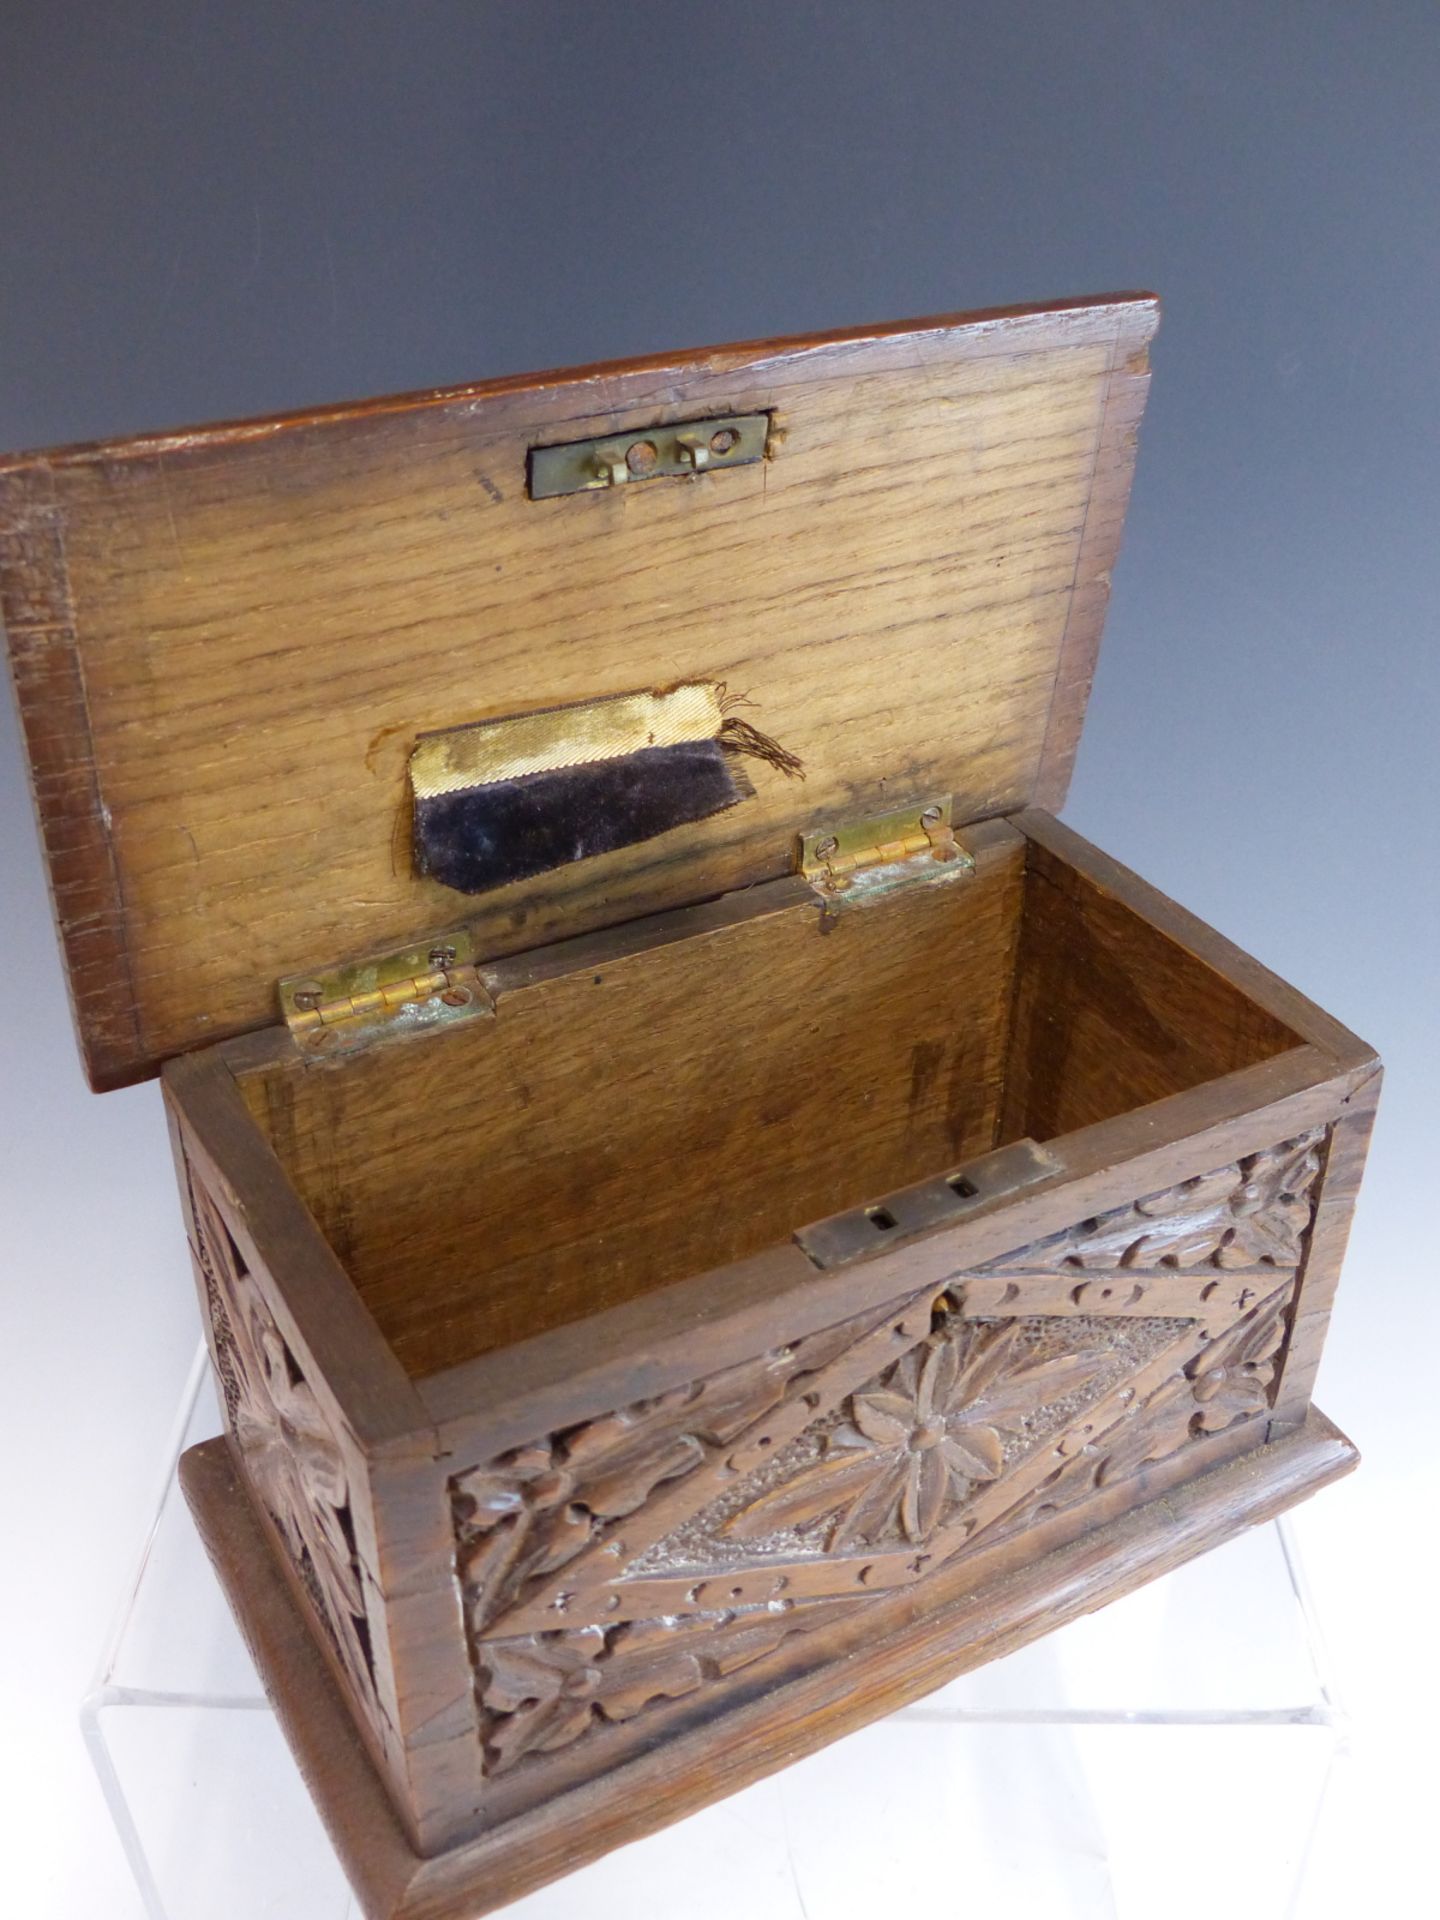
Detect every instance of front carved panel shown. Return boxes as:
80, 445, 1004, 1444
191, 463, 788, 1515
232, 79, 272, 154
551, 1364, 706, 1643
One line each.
192, 1175, 381, 1726
451, 1131, 1324, 1783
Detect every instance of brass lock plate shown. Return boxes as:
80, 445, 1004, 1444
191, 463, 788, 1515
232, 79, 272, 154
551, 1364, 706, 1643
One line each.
528, 413, 770, 498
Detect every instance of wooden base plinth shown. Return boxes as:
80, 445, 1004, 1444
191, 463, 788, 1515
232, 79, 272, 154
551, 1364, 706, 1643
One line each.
181, 1413, 1356, 1920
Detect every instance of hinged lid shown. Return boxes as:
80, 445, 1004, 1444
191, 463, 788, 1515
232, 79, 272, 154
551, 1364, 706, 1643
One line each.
0, 292, 1158, 1088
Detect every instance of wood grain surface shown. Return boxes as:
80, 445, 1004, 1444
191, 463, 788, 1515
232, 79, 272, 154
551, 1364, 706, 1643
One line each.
237, 822, 1025, 1375
0, 294, 1158, 1087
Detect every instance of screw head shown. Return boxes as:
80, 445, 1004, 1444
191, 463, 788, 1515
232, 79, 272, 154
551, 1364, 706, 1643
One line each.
709, 427, 739, 455
625, 439, 659, 476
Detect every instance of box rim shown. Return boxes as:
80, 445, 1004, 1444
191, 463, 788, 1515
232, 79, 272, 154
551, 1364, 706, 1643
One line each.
175, 809, 1378, 1460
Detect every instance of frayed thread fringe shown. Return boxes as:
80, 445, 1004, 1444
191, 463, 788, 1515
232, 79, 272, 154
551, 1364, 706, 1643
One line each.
713, 685, 805, 779
719, 714, 806, 780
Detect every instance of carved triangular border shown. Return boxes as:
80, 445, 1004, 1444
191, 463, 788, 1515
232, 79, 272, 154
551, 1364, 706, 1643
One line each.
456, 1290, 941, 1639
609, 1303, 1203, 1609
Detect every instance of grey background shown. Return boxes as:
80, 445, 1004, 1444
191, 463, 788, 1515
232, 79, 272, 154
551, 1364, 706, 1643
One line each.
2, 7, 1435, 1915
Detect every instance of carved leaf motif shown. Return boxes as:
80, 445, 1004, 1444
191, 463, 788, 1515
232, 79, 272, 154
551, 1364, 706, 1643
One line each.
985, 1132, 1325, 1274
717, 1450, 888, 1540
559, 1401, 706, 1521
1027, 1371, 1200, 1520
446, 1445, 580, 1630
482, 1628, 611, 1768
480, 1616, 710, 1770
1188, 1287, 1290, 1432
592, 1617, 716, 1720
1132, 1168, 1239, 1218
479, 1598, 864, 1775
1094, 1370, 1202, 1485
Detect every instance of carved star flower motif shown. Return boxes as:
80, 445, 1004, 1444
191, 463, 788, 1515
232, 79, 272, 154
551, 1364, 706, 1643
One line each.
834, 1342, 1010, 1544
237, 1314, 367, 1626
723, 1326, 1110, 1551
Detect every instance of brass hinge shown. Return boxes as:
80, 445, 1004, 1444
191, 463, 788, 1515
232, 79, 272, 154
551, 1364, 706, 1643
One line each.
798, 796, 975, 910
280, 931, 494, 1059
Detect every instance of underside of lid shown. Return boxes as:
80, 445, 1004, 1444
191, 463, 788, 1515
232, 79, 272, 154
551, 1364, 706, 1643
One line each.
0, 292, 1158, 1089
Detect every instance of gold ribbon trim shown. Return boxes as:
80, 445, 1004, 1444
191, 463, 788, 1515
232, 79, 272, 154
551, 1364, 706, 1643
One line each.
411, 683, 727, 800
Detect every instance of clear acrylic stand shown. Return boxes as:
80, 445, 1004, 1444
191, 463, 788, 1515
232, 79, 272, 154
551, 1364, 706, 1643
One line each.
83, 1342, 1352, 1920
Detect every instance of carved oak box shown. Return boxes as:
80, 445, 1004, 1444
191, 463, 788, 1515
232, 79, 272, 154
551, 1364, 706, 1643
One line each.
2, 294, 1378, 1918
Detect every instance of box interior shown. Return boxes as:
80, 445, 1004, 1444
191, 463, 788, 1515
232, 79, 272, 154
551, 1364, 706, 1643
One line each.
232, 823, 1303, 1382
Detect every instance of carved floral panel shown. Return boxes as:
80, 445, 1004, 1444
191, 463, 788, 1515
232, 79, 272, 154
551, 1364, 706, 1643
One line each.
192, 1173, 381, 1724
452, 1130, 1325, 1778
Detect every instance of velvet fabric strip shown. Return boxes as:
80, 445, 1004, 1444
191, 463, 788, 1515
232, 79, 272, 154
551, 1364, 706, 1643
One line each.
412, 737, 751, 895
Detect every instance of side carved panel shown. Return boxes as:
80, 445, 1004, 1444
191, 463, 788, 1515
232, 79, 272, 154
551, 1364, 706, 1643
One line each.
449, 1130, 1326, 1786
191, 1172, 381, 1727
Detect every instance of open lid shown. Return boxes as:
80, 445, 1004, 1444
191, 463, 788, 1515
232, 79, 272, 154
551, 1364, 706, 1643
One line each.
1, 292, 1158, 1089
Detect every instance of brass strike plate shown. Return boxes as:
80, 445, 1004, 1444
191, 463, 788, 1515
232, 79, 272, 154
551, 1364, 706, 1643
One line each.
280, 930, 494, 1059
795, 1139, 1062, 1269
528, 413, 770, 499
